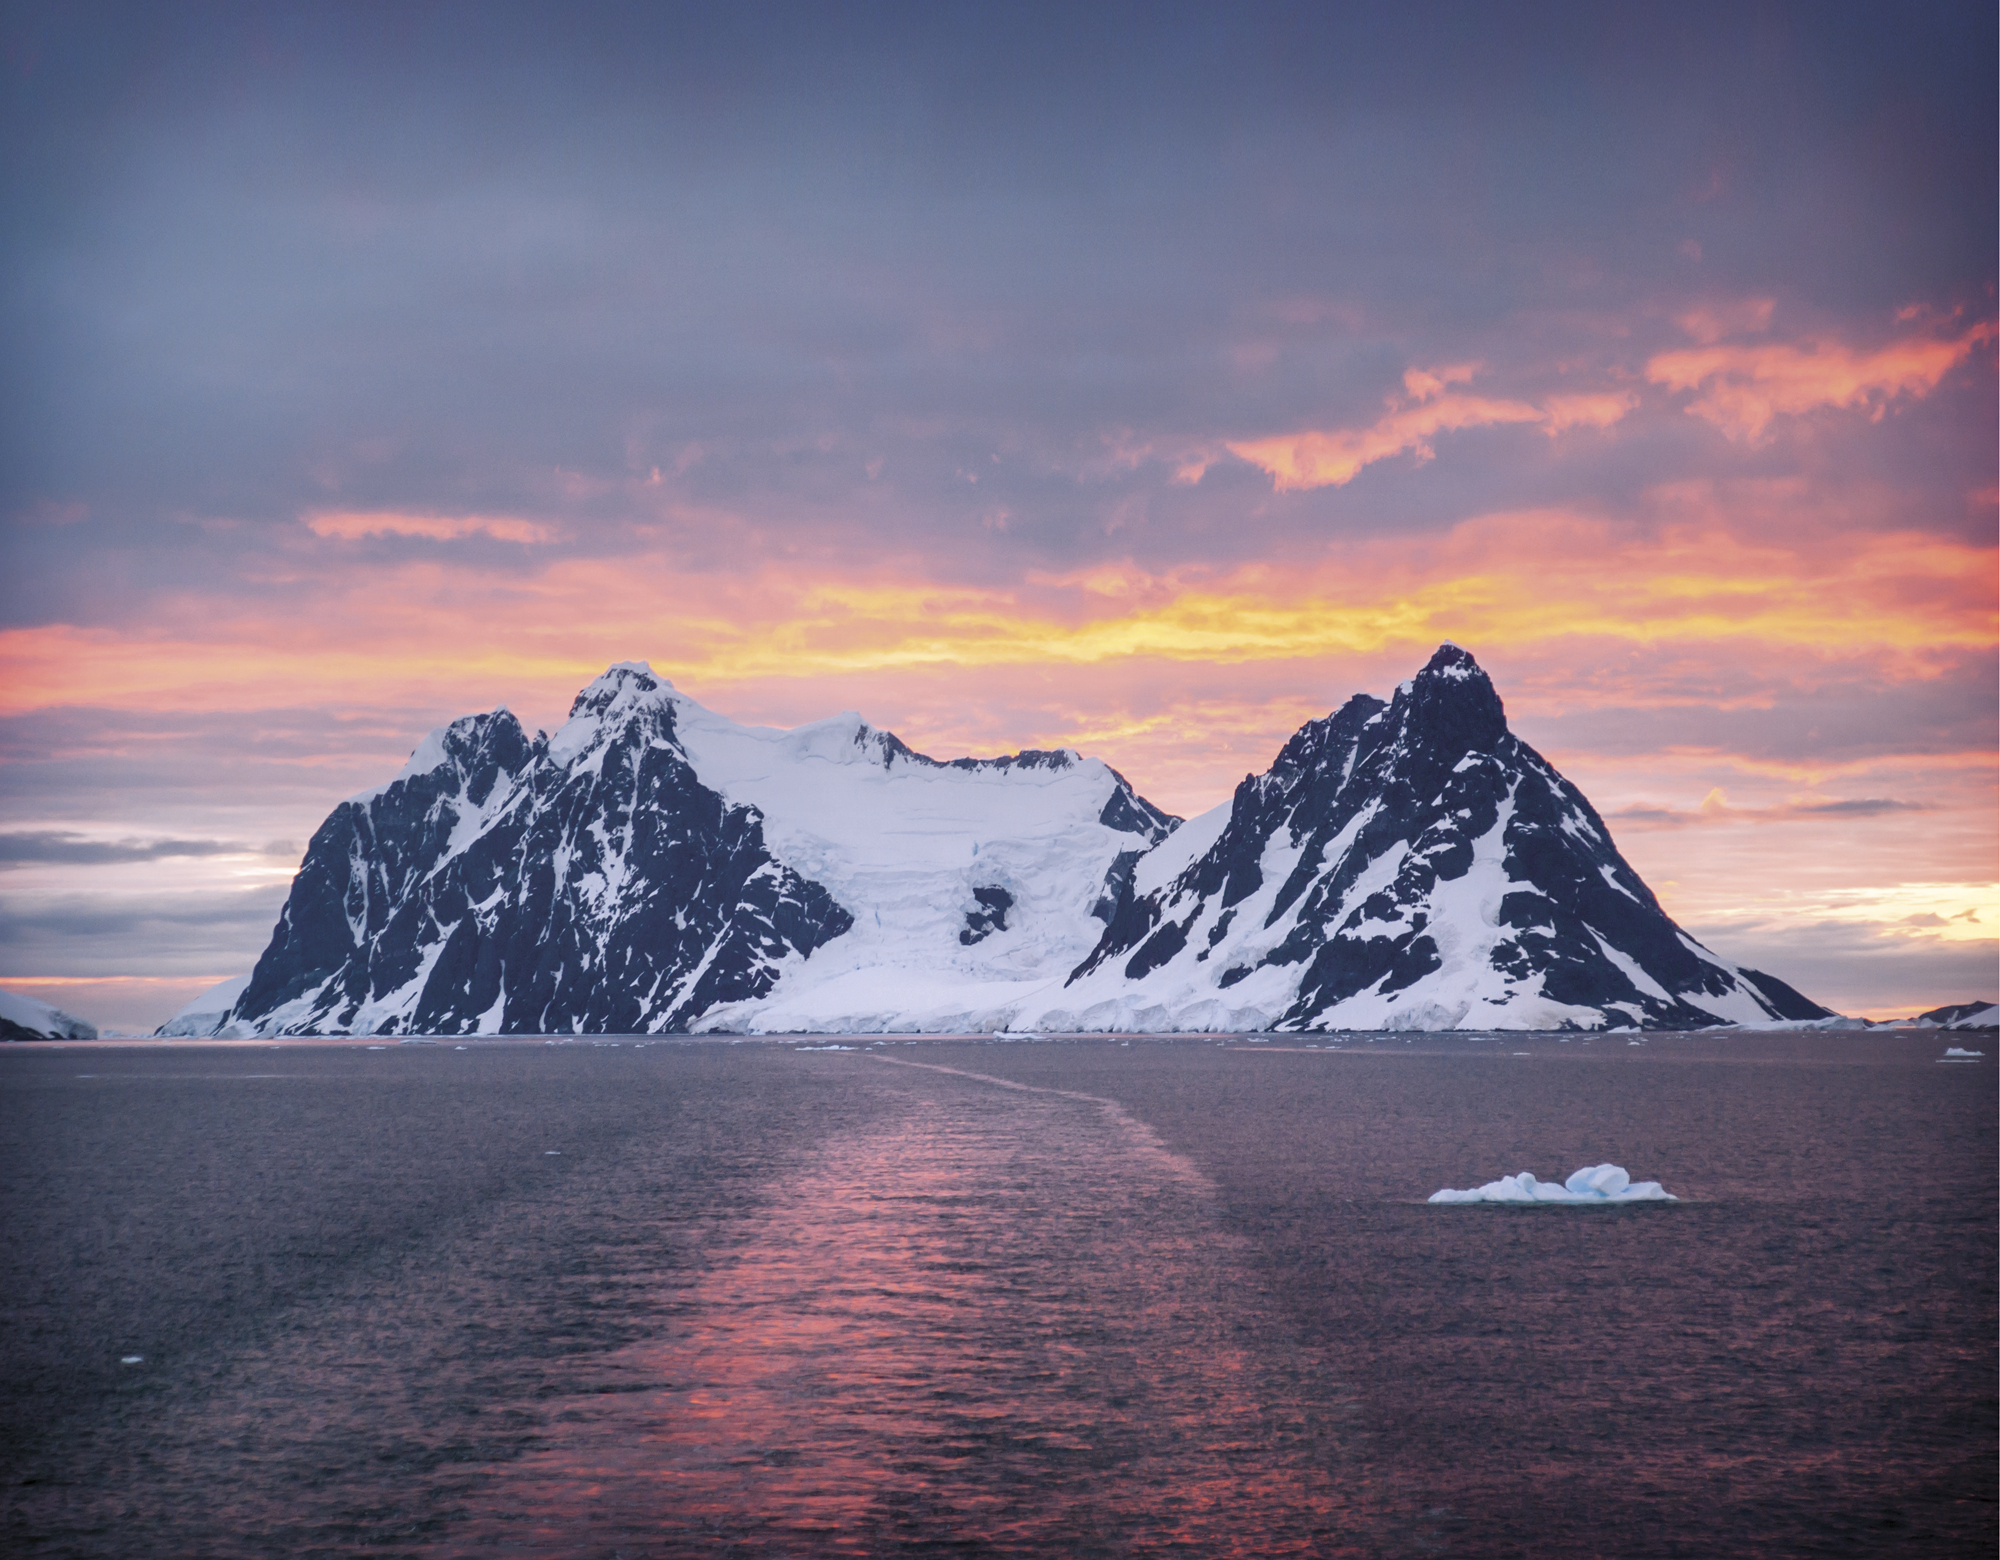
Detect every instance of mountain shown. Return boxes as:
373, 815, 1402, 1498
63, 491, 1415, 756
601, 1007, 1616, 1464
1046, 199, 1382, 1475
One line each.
0, 990, 97, 1041
193, 647, 1825, 1037
1914, 1001, 1999, 1030
1048, 645, 1827, 1032
209, 663, 1172, 1038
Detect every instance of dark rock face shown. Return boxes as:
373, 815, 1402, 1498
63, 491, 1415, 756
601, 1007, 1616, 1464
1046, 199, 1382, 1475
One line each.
1070, 644, 1829, 1031
234, 686, 851, 1037
960, 887, 1015, 945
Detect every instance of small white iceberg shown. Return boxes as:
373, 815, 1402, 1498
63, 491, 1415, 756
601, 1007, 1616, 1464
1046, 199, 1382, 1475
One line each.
1429, 1163, 1676, 1205
1940, 1047, 1984, 1061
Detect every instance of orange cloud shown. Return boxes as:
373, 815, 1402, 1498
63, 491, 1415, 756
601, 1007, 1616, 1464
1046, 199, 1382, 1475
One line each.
1400, 361, 1481, 399
5, 507, 1989, 938
1539, 393, 1637, 433
1646, 321, 1995, 441
305, 510, 560, 544
1227, 366, 1634, 491
6, 509, 1989, 726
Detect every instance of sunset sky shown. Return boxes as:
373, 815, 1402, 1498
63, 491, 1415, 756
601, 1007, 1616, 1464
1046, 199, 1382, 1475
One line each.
3, 2, 1994, 1030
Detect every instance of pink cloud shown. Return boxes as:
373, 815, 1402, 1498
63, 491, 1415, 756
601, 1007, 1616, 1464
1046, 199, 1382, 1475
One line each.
1646, 320, 1995, 442
1227, 364, 1634, 491
1674, 298, 1775, 345
305, 510, 561, 544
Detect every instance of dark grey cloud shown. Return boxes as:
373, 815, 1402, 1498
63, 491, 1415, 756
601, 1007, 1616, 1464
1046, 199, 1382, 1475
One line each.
0, 831, 278, 866
1608, 798, 1929, 831
4, 1, 1994, 619
1510, 650, 1999, 768
0, 703, 468, 816
1692, 917, 1998, 1018
1787, 799, 1930, 818
0, 884, 291, 978
0, 890, 286, 940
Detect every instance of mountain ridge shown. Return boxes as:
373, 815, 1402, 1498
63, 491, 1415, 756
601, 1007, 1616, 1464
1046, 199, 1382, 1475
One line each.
182, 647, 1828, 1036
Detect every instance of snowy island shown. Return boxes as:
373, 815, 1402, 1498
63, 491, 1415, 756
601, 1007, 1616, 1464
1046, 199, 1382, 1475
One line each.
153, 645, 1854, 1040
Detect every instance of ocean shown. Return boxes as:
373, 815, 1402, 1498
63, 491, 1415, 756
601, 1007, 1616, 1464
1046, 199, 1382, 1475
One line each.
2, 1032, 1992, 1556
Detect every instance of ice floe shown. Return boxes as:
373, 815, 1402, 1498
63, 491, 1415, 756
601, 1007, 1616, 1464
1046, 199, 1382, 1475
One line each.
1429, 1163, 1676, 1204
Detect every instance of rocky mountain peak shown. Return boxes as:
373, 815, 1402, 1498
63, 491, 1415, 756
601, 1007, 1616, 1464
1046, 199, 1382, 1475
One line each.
1391, 642, 1508, 757
1057, 645, 1826, 1032
565, 660, 677, 718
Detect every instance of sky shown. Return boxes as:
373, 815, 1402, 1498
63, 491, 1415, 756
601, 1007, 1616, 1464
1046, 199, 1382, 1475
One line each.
2, 0, 1994, 1031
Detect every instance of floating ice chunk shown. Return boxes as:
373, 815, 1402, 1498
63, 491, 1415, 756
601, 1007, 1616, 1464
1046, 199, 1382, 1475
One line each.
544, 1150, 561, 1156
1429, 1163, 1675, 1204
120, 1355, 143, 1364
1564, 1164, 1628, 1196
1943, 1046, 1984, 1058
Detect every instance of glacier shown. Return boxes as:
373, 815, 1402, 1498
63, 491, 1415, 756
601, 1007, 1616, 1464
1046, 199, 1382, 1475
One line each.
0, 989, 98, 1041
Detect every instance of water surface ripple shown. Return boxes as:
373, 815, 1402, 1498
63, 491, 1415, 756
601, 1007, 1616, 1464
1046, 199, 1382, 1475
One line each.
2, 1033, 1992, 1557
485, 1056, 1346, 1556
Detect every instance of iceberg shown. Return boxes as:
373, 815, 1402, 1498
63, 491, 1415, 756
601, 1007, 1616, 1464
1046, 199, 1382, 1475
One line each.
1429, 1162, 1676, 1205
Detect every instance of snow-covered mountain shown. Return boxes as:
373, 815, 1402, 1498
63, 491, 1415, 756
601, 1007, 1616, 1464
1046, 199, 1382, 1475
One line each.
194, 647, 1826, 1037
1, 989, 98, 1041
1913, 1001, 1999, 1030
1048, 645, 1826, 1032
208, 663, 1171, 1038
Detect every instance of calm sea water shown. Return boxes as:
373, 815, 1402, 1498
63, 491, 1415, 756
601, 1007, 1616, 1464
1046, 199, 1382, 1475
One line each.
2, 1033, 1993, 1556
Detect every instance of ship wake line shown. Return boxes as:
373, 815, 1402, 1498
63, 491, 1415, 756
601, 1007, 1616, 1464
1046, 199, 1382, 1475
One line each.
169, 645, 1828, 1038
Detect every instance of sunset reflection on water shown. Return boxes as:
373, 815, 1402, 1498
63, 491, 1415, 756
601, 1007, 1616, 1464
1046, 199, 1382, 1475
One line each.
471, 1059, 1350, 1556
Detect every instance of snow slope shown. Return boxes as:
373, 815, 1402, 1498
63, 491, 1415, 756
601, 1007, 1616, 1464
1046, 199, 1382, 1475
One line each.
671, 696, 1175, 1033
156, 975, 252, 1037
0, 989, 97, 1040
